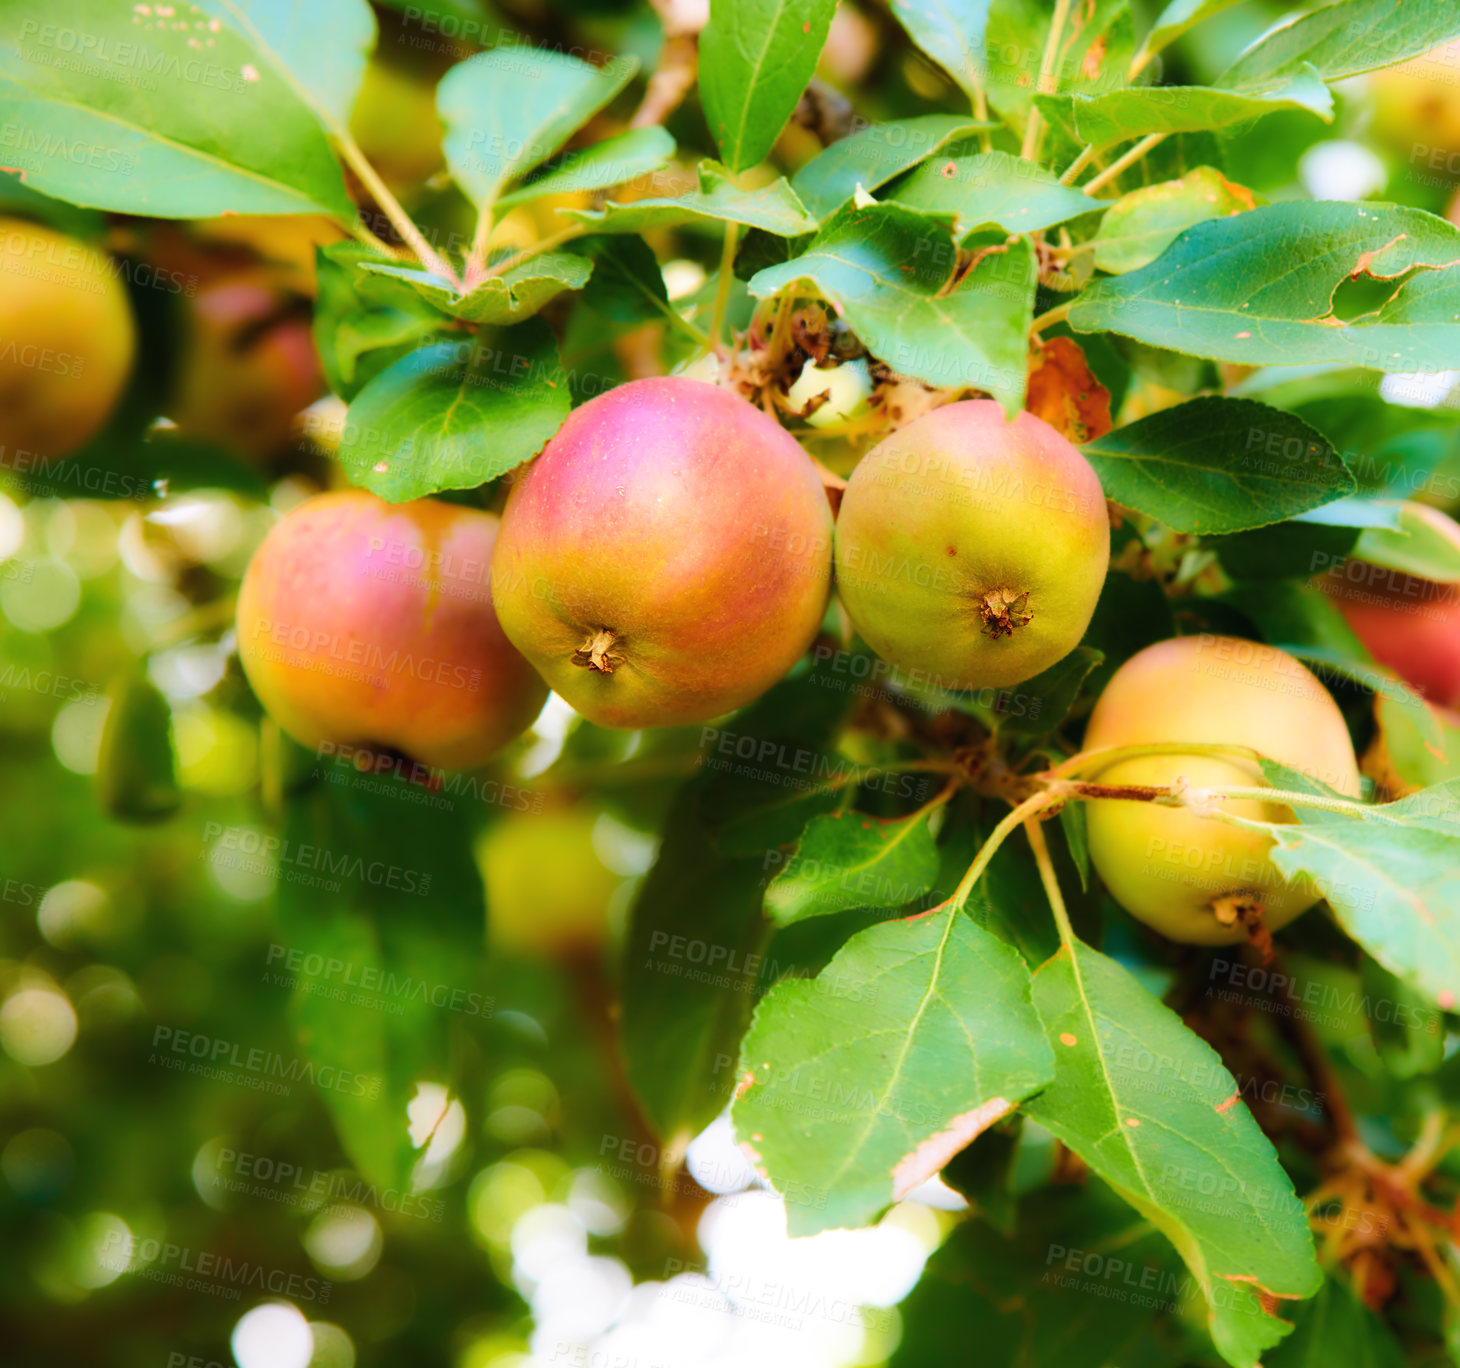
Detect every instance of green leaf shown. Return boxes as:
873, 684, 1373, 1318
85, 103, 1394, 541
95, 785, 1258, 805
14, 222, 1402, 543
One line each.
890, 1, 994, 106
565, 159, 818, 236
572, 236, 679, 328
0, 0, 354, 217
1264, 1272, 1407, 1368
1024, 941, 1321, 1368
337, 325, 570, 501
1222, 582, 1367, 663
1139, 0, 1250, 66
278, 772, 487, 1192
202, 0, 376, 128
1352, 500, 1460, 583
1083, 398, 1355, 533
1070, 202, 1460, 374
792, 115, 988, 219
699, 0, 837, 172
748, 202, 1036, 414
1092, 167, 1256, 275
1259, 780, 1460, 1011
95, 670, 180, 823
313, 244, 446, 401
693, 655, 860, 858
765, 809, 942, 926
1362, 958, 1445, 1080
968, 826, 1063, 964
996, 647, 1105, 734
1278, 645, 1439, 753
359, 253, 594, 325
1370, 691, 1460, 796
495, 126, 674, 210
1072, 68, 1334, 149
985, 0, 1134, 126
891, 1184, 1186, 1367
891, 149, 1105, 236
621, 799, 769, 1145
733, 905, 1055, 1235
437, 48, 637, 208
1222, 0, 1460, 86
1222, 525, 1354, 587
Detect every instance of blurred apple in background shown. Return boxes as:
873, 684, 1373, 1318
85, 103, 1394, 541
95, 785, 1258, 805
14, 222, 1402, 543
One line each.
165, 272, 324, 463
479, 806, 622, 958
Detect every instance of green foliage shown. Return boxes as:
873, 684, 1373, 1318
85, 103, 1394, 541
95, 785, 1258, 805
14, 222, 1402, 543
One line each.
733, 905, 1055, 1235
699, 0, 838, 172
0, 0, 356, 216
1070, 203, 1460, 370
748, 203, 1036, 413
9, 1, 1460, 1364
1081, 398, 1355, 533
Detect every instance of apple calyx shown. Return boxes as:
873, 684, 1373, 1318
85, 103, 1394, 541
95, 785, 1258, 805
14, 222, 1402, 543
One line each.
573, 628, 625, 674
977, 588, 1034, 640
1211, 890, 1263, 928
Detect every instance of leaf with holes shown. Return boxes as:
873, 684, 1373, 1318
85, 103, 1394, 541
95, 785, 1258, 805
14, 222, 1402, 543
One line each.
1070, 202, 1460, 373
733, 905, 1054, 1235
1024, 941, 1321, 1368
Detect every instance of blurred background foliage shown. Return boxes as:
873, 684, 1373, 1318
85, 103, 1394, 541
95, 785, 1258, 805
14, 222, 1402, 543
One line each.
4, 0, 1460, 1366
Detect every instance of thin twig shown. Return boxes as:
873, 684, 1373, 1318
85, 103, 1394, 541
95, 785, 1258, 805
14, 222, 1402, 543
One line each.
1031, 302, 1072, 334
482, 224, 590, 281
951, 788, 1068, 911
338, 135, 460, 285
1059, 145, 1097, 185
348, 217, 407, 258
462, 207, 494, 290
1021, 0, 1072, 161
1024, 815, 1075, 945
1082, 132, 1167, 196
